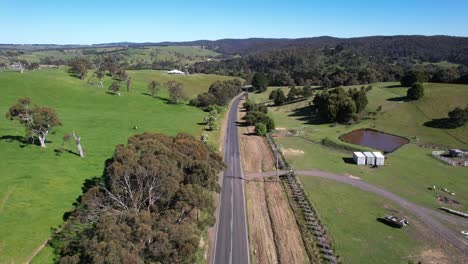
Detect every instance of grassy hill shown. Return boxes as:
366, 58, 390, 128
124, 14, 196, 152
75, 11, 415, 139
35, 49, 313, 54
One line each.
0, 68, 232, 263
5, 45, 220, 67
250, 83, 468, 263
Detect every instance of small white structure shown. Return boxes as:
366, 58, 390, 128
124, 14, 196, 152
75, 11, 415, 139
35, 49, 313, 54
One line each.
372, 152, 385, 166
167, 69, 185, 75
449, 149, 464, 157
363, 152, 376, 166
353, 152, 366, 165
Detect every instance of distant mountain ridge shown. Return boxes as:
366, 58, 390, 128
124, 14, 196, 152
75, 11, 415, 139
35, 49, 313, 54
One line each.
2, 35, 468, 57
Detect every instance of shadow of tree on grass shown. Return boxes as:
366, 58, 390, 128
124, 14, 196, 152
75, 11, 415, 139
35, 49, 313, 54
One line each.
288, 105, 327, 125
387, 96, 407, 102
424, 118, 459, 129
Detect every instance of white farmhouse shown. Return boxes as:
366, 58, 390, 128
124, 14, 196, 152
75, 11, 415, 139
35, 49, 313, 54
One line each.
353, 152, 366, 165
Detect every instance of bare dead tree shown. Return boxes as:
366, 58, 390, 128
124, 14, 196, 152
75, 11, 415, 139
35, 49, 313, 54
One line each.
72, 131, 85, 157
18, 61, 24, 74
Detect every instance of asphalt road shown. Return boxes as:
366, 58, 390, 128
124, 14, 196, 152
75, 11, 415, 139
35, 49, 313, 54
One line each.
213, 94, 250, 264
247, 169, 468, 254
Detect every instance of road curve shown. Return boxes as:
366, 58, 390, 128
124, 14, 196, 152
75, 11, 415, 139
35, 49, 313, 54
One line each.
213, 94, 249, 264
247, 169, 468, 254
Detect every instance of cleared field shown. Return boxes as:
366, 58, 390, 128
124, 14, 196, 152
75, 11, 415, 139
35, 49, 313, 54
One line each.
128, 70, 235, 99
251, 83, 468, 147
245, 181, 278, 264
0, 68, 231, 263
15, 45, 220, 66
299, 176, 460, 264
264, 180, 309, 264
238, 99, 308, 264
250, 82, 468, 261
251, 83, 468, 211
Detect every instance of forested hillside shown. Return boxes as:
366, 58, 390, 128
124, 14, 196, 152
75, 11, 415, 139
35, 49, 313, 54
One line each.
190, 36, 468, 87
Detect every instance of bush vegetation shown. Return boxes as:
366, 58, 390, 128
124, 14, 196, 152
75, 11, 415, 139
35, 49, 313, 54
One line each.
243, 99, 275, 134
312, 86, 369, 123
190, 79, 243, 108
50, 133, 224, 263
407, 82, 424, 100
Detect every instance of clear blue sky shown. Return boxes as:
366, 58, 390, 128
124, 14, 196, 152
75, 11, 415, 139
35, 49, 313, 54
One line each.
1, 0, 467, 44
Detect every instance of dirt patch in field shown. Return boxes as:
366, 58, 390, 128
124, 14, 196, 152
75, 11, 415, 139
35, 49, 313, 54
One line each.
265, 181, 309, 264
419, 249, 451, 264
403, 211, 466, 263
238, 99, 275, 173
245, 181, 278, 264
281, 148, 305, 155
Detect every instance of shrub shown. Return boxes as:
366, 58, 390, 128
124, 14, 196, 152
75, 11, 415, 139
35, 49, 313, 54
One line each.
407, 82, 424, 100
255, 123, 267, 136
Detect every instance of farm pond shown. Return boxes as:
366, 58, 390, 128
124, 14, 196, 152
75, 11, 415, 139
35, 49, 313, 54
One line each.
339, 128, 409, 153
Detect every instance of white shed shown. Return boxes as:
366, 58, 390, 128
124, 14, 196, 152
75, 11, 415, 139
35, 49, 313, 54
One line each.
353, 152, 366, 165
167, 69, 185, 75
363, 152, 376, 165
372, 152, 385, 166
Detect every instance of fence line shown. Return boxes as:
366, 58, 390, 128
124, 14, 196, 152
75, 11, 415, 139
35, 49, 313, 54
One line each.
432, 151, 458, 166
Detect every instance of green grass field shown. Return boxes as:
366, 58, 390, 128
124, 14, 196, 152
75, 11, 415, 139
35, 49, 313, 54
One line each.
251, 83, 468, 261
299, 176, 424, 264
15, 46, 220, 66
251, 83, 468, 147
254, 83, 468, 211
0, 68, 232, 263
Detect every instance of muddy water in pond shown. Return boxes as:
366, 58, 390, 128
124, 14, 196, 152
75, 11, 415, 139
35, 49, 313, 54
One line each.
339, 129, 409, 153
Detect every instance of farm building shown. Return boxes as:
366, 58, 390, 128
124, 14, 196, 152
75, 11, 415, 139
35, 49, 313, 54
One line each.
449, 149, 465, 157
363, 152, 376, 166
372, 152, 385, 166
353, 152, 366, 165
167, 69, 185, 75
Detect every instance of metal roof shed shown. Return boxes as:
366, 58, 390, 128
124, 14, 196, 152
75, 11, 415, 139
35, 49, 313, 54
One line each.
353, 152, 366, 165
363, 152, 376, 165
372, 152, 385, 166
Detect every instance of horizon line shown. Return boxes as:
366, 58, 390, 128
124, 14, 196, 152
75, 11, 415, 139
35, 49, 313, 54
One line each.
1, 34, 467, 46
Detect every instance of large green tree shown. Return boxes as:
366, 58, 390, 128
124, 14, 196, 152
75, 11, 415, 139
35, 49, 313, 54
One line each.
447, 105, 468, 128
252, 72, 268, 92
313, 87, 360, 123
407, 82, 424, 100
51, 133, 224, 263
191, 79, 243, 107
69, 57, 92, 80
6, 97, 62, 147
348, 86, 368, 113
400, 71, 426, 87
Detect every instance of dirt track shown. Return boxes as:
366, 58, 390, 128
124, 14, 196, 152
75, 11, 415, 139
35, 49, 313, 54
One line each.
238, 98, 275, 173
264, 181, 309, 264
245, 181, 278, 264
239, 99, 308, 264
247, 169, 468, 255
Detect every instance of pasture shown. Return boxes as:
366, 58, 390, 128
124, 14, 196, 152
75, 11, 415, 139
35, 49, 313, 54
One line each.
250, 82, 468, 261
0, 68, 231, 263
11, 45, 220, 66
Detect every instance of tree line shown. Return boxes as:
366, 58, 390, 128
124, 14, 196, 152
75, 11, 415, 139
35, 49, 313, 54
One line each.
190, 79, 243, 108
312, 86, 370, 123
243, 99, 275, 136
191, 43, 468, 88
269, 85, 314, 106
